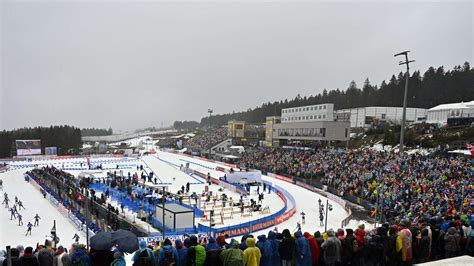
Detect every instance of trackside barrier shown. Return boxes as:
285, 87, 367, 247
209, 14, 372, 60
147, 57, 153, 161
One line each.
267, 172, 353, 228
198, 181, 296, 238
28, 172, 101, 235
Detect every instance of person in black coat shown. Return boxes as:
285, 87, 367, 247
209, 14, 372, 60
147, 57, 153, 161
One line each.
2, 248, 21, 266
18, 247, 39, 266
279, 229, 294, 265
417, 228, 431, 263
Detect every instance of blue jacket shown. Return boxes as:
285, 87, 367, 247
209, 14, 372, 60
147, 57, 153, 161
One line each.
256, 234, 272, 266
206, 237, 221, 251
268, 231, 281, 266
158, 244, 179, 265
111, 257, 126, 266
132, 240, 155, 262
295, 231, 312, 266
175, 239, 188, 266
71, 247, 92, 266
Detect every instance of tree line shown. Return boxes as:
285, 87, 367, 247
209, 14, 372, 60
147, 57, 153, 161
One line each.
81, 127, 113, 136
198, 62, 473, 126
0, 126, 82, 158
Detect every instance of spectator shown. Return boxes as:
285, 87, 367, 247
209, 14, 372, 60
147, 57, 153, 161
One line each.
220, 240, 244, 266
37, 241, 54, 266
321, 229, 341, 266
303, 232, 320, 266
243, 237, 261, 266
175, 239, 188, 266
2, 248, 20, 266
279, 229, 294, 266
267, 231, 280, 266
255, 235, 272, 266
157, 238, 178, 266
294, 231, 311, 266
444, 226, 461, 258
110, 251, 125, 266
19, 247, 38, 266
132, 240, 155, 265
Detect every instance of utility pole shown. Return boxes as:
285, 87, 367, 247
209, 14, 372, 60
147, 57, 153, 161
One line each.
208, 109, 213, 159
394, 51, 415, 158
85, 190, 89, 249
324, 199, 332, 232
162, 186, 166, 239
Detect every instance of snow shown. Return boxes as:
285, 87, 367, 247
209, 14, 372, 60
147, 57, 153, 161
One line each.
0, 169, 86, 248
1, 145, 368, 249
155, 150, 353, 234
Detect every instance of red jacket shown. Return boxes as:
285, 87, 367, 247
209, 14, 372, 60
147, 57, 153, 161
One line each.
304, 232, 320, 264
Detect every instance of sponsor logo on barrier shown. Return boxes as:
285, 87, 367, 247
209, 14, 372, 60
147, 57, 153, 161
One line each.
277, 191, 287, 204
268, 173, 294, 183
252, 219, 275, 232
295, 181, 317, 192
216, 227, 251, 238
275, 207, 296, 224
327, 193, 346, 208
215, 166, 225, 172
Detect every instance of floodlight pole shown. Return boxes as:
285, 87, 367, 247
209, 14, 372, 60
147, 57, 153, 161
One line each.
324, 199, 329, 232
394, 51, 415, 158
208, 109, 213, 158
162, 186, 166, 238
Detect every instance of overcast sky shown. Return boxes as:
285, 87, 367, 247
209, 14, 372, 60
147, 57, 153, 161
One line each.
1, 0, 472, 132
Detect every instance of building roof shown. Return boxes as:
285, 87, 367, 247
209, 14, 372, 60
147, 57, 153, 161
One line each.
428, 101, 474, 111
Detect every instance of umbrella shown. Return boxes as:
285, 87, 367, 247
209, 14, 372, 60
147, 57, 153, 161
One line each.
112, 229, 139, 253
90, 231, 112, 251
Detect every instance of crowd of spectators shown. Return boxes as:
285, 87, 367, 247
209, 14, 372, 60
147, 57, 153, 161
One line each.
184, 128, 228, 153
239, 147, 473, 224
3, 217, 474, 265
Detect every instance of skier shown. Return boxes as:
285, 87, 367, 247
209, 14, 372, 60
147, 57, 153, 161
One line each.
319, 210, 324, 226
18, 213, 23, 226
301, 211, 306, 224
25, 222, 33, 236
15, 196, 18, 204
186, 182, 190, 193
73, 233, 80, 243
18, 200, 25, 210
294, 222, 302, 232
34, 214, 41, 226
9, 207, 17, 220
0, 179, 3, 190
2, 194, 10, 208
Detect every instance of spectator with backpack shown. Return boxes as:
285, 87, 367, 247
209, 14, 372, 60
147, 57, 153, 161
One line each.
204, 236, 221, 266
70, 244, 92, 266
220, 240, 244, 266
175, 239, 188, 266
320, 229, 341, 266
158, 238, 179, 266
110, 251, 126, 266
132, 240, 155, 266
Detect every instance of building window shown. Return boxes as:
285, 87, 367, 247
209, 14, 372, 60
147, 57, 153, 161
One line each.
345, 128, 348, 138
381, 114, 386, 119
323, 105, 326, 109
318, 115, 321, 119
310, 115, 313, 119
320, 128, 326, 137
322, 115, 326, 119
311, 107, 314, 110
319, 106, 322, 110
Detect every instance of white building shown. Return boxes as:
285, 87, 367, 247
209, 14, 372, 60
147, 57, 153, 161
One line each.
335, 107, 427, 128
281, 103, 334, 123
427, 101, 474, 125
